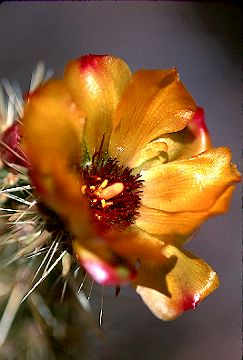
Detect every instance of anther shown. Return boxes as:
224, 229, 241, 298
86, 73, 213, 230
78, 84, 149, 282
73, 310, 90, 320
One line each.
99, 182, 124, 200
81, 185, 87, 194
100, 179, 108, 189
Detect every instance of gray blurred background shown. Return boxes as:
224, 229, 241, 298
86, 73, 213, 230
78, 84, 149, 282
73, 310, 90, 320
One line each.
0, 2, 242, 360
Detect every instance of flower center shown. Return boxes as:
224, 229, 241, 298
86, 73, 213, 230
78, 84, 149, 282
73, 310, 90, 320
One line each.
81, 149, 143, 232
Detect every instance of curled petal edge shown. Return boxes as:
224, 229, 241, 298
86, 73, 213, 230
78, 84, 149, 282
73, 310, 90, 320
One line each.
135, 245, 219, 321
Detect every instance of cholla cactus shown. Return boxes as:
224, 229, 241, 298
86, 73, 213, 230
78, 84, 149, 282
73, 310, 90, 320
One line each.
0, 55, 241, 359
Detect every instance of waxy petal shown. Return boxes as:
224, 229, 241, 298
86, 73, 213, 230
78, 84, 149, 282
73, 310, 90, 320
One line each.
141, 147, 241, 212
136, 245, 219, 320
136, 185, 236, 237
145, 107, 211, 167
108, 230, 165, 263
109, 69, 196, 167
64, 55, 132, 155
73, 231, 169, 286
73, 230, 166, 284
132, 140, 168, 170
22, 80, 85, 179
21, 80, 91, 236
132, 107, 211, 170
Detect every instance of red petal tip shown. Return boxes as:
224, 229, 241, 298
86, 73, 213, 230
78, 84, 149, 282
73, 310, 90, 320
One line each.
192, 107, 209, 133
0, 122, 29, 168
78, 54, 109, 71
81, 258, 136, 285
181, 293, 201, 311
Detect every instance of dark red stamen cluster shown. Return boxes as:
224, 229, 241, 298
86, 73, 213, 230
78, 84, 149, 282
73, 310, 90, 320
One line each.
82, 150, 143, 232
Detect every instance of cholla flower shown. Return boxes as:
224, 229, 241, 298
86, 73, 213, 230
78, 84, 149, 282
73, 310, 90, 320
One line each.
0, 54, 241, 329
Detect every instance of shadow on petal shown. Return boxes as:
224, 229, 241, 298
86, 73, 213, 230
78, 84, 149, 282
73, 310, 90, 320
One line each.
135, 245, 219, 321
133, 255, 178, 297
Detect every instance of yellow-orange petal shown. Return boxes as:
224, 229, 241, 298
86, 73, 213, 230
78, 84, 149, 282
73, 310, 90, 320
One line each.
21, 80, 91, 236
152, 107, 212, 165
141, 147, 241, 212
132, 140, 168, 170
72, 229, 165, 286
133, 107, 211, 170
22, 80, 85, 172
64, 54, 132, 155
135, 245, 219, 321
136, 185, 236, 238
107, 229, 165, 263
109, 68, 196, 167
